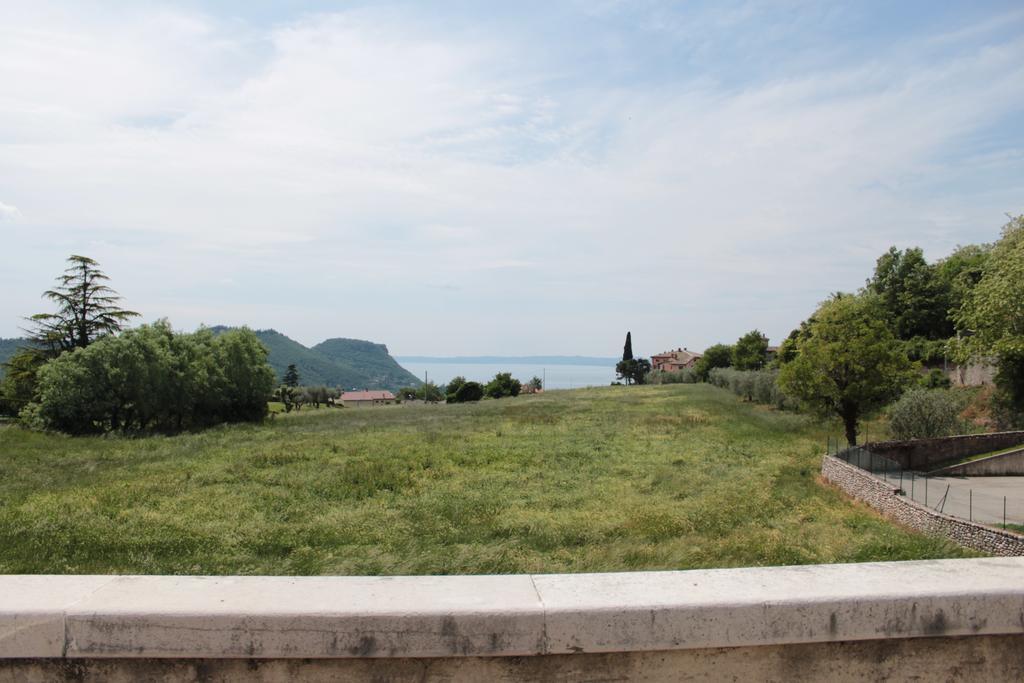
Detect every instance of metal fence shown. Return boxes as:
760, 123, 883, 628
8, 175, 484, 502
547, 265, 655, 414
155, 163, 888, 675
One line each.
830, 439, 1024, 532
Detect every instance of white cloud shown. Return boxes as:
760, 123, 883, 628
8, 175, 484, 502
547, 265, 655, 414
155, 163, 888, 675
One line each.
0, 202, 21, 221
0, 3, 1022, 354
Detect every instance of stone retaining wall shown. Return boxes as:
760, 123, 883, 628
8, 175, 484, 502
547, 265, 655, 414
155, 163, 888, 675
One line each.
821, 454, 1024, 556
866, 431, 1024, 470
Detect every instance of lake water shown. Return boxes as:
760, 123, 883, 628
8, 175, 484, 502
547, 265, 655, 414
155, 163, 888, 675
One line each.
396, 361, 617, 390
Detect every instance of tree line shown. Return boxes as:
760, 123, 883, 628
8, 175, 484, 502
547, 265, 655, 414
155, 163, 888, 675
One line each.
398, 373, 543, 404
621, 215, 1024, 445
1, 256, 275, 434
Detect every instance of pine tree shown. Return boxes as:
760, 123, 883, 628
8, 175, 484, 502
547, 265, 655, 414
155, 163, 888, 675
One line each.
622, 331, 634, 361
283, 363, 300, 387
28, 255, 139, 354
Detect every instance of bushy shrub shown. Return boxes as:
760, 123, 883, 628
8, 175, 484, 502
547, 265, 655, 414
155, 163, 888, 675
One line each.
451, 381, 484, 403
648, 369, 698, 384
920, 368, 952, 389
888, 388, 964, 440
29, 321, 275, 434
485, 372, 521, 399
708, 367, 797, 410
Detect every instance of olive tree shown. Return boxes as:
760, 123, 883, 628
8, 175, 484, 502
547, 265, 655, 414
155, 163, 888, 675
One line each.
778, 294, 915, 446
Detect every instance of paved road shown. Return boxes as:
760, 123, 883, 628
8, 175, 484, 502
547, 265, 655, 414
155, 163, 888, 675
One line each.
900, 473, 1024, 527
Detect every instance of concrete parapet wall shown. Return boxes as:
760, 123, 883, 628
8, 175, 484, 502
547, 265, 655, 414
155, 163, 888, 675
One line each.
821, 455, 1024, 555
866, 431, 1024, 470
3, 559, 1024, 679
931, 448, 1024, 476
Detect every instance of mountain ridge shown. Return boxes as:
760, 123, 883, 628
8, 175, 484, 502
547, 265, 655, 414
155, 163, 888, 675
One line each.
396, 355, 618, 366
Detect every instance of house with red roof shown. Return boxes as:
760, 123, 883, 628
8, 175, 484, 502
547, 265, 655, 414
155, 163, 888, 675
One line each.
651, 348, 703, 372
340, 390, 396, 407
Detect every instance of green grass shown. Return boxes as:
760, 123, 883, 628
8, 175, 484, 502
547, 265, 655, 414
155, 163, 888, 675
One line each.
0, 385, 976, 575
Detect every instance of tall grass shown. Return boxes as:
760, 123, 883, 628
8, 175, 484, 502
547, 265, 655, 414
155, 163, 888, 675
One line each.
0, 385, 973, 575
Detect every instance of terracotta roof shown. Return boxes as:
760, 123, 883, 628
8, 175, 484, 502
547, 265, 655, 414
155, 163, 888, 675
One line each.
341, 390, 396, 401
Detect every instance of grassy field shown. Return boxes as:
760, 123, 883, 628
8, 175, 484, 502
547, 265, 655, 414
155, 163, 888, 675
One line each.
0, 384, 975, 575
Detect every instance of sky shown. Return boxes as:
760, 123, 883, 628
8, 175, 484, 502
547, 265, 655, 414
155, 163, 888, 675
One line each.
1, 1, 1022, 356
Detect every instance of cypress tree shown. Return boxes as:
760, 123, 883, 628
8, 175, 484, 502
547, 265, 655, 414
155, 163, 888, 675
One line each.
622, 331, 634, 361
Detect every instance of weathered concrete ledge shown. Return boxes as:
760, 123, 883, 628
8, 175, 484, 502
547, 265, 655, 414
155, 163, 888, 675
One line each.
2, 558, 1023, 662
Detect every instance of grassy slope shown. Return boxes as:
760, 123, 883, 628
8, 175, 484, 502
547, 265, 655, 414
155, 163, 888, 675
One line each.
0, 384, 974, 575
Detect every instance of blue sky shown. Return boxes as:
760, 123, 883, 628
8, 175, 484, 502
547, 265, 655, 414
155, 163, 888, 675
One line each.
1, 1, 1022, 356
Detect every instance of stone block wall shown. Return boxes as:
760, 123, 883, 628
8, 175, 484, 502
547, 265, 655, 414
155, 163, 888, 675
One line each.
866, 431, 1024, 470
821, 455, 1024, 556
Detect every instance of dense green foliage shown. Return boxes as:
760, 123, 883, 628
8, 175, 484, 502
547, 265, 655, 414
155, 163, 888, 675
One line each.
866, 247, 952, 341
452, 381, 484, 403
778, 295, 915, 445
0, 338, 23, 376
648, 368, 699, 384
25, 322, 275, 434
732, 330, 770, 370
0, 348, 45, 416
693, 343, 733, 381
220, 328, 419, 392
397, 382, 444, 402
485, 372, 522, 398
888, 388, 964, 440
708, 368, 797, 410
954, 215, 1024, 424
615, 358, 651, 385
28, 255, 139, 354
0, 384, 973, 574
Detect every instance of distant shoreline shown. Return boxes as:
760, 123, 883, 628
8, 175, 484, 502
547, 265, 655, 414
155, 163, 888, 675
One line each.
395, 355, 617, 366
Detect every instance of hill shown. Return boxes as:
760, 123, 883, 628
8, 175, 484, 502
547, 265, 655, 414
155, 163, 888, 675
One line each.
0, 338, 28, 377
213, 327, 420, 391
312, 338, 422, 390
1, 331, 419, 390
395, 355, 618, 366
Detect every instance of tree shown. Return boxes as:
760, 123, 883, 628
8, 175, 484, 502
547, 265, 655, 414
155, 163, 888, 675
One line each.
283, 363, 300, 388
28, 255, 139, 354
954, 215, 1024, 421
28, 322, 274, 434
451, 381, 484, 403
0, 348, 47, 416
419, 381, 444, 402
615, 358, 651, 385
275, 385, 296, 412
866, 247, 952, 340
396, 386, 419, 401
937, 243, 991, 320
445, 376, 467, 402
733, 330, 769, 371
622, 332, 633, 361
528, 376, 543, 391
778, 294, 915, 446
485, 372, 522, 398
692, 343, 732, 381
